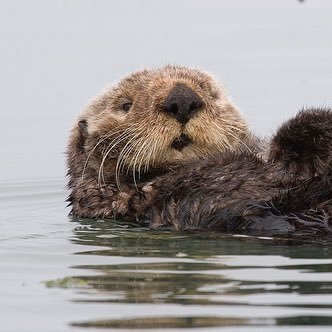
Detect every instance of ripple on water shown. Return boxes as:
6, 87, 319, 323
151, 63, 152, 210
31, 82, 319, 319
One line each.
50, 218, 332, 329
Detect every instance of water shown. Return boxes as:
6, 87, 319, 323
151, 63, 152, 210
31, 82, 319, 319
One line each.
1, 1, 332, 331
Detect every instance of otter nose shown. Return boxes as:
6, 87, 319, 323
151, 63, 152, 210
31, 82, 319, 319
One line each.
163, 83, 203, 124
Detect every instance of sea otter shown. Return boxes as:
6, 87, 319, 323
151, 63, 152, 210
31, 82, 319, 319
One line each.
67, 66, 332, 241
67, 66, 253, 219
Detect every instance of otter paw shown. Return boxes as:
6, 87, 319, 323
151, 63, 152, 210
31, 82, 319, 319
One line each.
111, 191, 134, 215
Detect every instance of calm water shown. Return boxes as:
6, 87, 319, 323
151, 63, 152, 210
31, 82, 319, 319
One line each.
1, 1, 332, 331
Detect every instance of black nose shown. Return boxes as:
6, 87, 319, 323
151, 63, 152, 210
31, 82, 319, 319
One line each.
163, 83, 203, 124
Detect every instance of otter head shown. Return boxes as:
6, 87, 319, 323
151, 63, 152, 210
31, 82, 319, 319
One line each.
67, 65, 250, 188
269, 107, 332, 178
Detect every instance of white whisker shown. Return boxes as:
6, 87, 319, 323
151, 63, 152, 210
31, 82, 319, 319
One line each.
80, 134, 110, 184
97, 130, 132, 187
115, 131, 142, 190
214, 123, 252, 153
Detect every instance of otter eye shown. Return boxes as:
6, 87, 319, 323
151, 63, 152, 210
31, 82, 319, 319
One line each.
122, 102, 132, 112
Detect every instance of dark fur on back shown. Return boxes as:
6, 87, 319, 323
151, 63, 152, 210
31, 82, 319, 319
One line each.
139, 152, 282, 229
135, 108, 332, 242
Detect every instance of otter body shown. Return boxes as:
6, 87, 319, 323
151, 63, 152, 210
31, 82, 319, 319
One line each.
140, 108, 332, 241
67, 66, 332, 241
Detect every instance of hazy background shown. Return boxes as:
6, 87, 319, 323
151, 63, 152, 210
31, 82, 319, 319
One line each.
1, 0, 332, 181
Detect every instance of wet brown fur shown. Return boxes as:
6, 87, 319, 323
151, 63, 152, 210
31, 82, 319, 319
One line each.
136, 108, 332, 241
67, 66, 252, 219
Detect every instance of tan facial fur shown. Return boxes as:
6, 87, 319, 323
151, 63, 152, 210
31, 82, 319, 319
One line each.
68, 65, 249, 190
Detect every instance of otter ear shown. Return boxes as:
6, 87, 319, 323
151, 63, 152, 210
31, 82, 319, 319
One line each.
78, 119, 88, 134
77, 119, 88, 149
269, 108, 332, 176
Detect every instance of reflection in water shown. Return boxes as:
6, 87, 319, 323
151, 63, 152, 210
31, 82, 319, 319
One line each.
72, 317, 258, 329
46, 218, 332, 329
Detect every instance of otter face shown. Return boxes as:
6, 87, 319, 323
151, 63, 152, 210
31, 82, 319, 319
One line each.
70, 65, 249, 186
